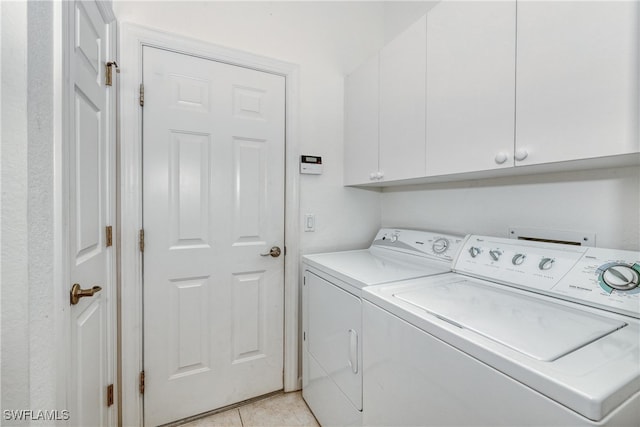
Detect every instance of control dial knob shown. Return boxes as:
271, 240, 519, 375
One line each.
469, 247, 481, 258
390, 233, 399, 243
512, 254, 526, 266
602, 265, 639, 291
539, 258, 555, 271
489, 249, 502, 261
432, 238, 449, 254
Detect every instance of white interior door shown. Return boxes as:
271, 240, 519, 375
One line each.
142, 46, 286, 426
67, 1, 116, 426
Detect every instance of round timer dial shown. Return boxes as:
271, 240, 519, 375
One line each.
432, 238, 449, 254
602, 265, 639, 291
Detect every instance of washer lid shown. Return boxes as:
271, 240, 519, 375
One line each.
393, 279, 627, 361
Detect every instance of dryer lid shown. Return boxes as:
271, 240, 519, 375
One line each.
393, 279, 627, 361
304, 250, 450, 289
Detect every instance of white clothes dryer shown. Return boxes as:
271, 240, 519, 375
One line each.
363, 235, 640, 426
302, 228, 464, 426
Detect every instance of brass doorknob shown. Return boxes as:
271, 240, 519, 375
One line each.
70, 283, 103, 305
260, 246, 282, 258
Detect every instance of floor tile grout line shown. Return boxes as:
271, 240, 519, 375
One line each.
168, 390, 284, 426
169, 391, 319, 427
238, 407, 244, 427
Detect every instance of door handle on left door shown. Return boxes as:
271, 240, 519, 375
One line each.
260, 246, 282, 258
70, 283, 103, 305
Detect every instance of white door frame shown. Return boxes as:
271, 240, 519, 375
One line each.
119, 23, 301, 427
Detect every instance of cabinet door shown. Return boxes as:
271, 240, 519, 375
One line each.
344, 54, 379, 186
425, 0, 516, 176
379, 15, 427, 182
516, 1, 639, 165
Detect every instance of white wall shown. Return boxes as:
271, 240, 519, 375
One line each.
1, 0, 57, 418
382, 166, 640, 250
382, 0, 438, 43
1, 0, 30, 413
113, 1, 385, 253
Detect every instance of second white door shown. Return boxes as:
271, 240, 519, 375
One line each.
142, 47, 286, 426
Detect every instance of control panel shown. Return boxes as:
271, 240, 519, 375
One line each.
371, 228, 464, 262
554, 247, 639, 318
454, 235, 640, 318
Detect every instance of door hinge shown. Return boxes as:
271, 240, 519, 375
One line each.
105, 61, 119, 86
106, 384, 114, 406
139, 371, 145, 394
139, 83, 144, 107
106, 226, 113, 247
139, 229, 145, 253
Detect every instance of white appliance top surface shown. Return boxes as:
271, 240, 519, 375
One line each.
303, 249, 450, 290
303, 228, 464, 291
394, 278, 626, 361
364, 273, 640, 421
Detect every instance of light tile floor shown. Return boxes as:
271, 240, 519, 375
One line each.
180, 392, 319, 427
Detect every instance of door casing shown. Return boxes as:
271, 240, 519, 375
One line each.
119, 23, 301, 427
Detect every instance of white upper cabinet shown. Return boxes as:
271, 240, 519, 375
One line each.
379, 15, 427, 182
425, 0, 516, 176
515, 1, 640, 165
344, 53, 380, 186
343, 0, 639, 187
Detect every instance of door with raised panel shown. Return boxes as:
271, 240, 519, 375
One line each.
67, 1, 116, 426
142, 47, 285, 426
425, 0, 516, 176
516, 1, 639, 165
379, 15, 427, 182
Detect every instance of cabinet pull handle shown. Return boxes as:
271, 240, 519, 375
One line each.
348, 329, 358, 374
494, 152, 509, 164
514, 149, 529, 162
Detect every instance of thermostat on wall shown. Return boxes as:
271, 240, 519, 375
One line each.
300, 155, 323, 174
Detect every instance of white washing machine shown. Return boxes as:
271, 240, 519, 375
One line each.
301, 228, 464, 426
363, 235, 640, 426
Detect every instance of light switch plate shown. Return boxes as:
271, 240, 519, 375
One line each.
304, 214, 315, 232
